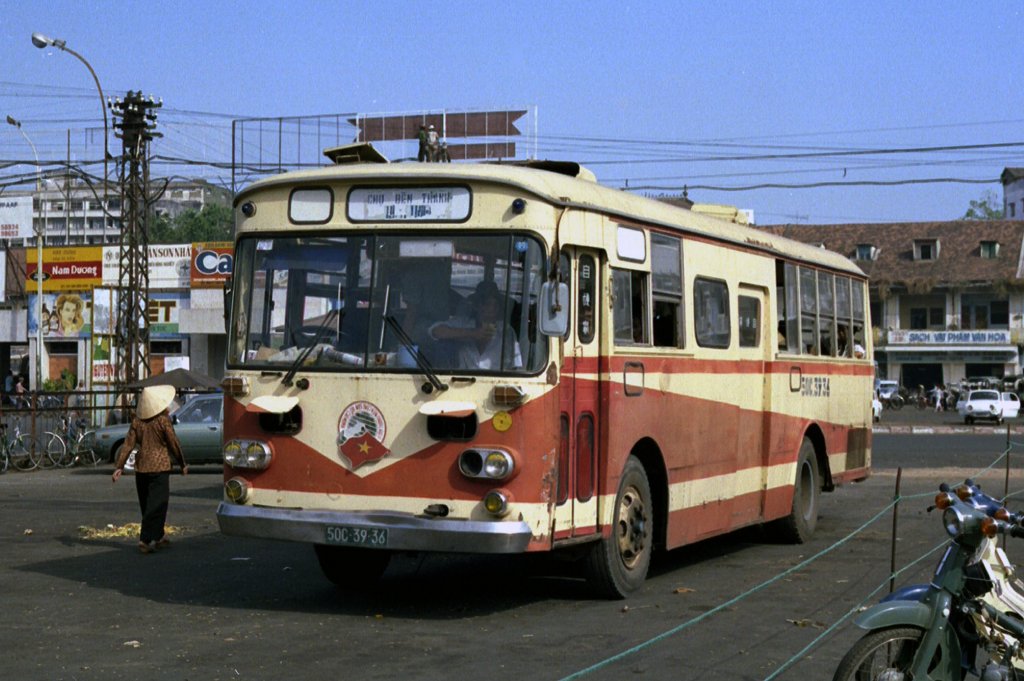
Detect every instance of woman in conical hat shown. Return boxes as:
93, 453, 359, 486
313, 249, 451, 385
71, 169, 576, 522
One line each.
112, 384, 189, 554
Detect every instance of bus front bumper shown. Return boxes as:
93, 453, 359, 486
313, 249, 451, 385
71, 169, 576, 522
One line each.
216, 502, 533, 553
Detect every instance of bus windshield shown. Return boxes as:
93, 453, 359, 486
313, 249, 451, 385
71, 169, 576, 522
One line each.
229, 232, 548, 375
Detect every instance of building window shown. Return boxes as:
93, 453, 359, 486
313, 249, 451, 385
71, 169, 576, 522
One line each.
910, 308, 928, 330
914, 240, 939, 261
855, 244, 876, 260
980, 241, 1000, 258
1010, 203, 1017, 218
929, 307, 944, 326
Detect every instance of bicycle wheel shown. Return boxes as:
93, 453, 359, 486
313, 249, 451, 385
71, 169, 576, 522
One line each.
72, 432, 100, 466
11, 435, 41, 471
42, 432, 69, 468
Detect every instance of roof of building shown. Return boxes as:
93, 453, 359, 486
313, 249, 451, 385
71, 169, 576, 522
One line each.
1002, 167, 1024, 184
762, 221, 1024, 286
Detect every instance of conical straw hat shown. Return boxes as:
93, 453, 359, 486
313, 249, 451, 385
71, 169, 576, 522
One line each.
137, 385, 176, 420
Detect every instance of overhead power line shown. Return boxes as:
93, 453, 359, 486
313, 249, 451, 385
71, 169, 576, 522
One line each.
626, 177, 999, 192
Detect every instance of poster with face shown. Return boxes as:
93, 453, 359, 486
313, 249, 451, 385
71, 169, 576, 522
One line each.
28, 292, 92, 338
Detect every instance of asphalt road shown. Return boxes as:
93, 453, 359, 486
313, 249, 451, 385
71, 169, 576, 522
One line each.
3, 433, 1023, 681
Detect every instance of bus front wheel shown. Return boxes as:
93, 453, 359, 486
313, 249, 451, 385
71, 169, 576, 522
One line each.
584, 456, 653, 599
314, 545, 391, 586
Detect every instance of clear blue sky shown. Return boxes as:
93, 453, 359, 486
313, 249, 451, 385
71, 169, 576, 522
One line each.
1, 1, 1022, 224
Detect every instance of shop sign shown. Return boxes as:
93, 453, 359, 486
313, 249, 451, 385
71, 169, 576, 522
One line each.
888, 329, 1011, 345
28, 292, 92, 337
92, 337, 118, 384
27, 246, 103, 293
101, 244, 192, 289
0, 197, 33, 240
148, 291, 189, 336
191, 242, 233, 288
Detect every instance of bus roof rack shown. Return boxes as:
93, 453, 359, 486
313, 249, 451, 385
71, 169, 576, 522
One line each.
323, 142, 389, 165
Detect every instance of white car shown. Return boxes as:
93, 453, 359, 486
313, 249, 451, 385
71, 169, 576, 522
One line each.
956, 390, 1021, 424
877, 380, 899, 401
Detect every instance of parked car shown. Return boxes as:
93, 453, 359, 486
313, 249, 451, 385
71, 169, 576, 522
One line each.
84, 393, 224, 465
955, 389, 1021, 424
877, 380, 899, 401
963, 376, 1003, 391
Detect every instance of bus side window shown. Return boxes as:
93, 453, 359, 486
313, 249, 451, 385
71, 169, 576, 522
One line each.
651, 234, 683, 348
612, 269, 649, 345
694, 277, 730, 348
738, 295, 760, 348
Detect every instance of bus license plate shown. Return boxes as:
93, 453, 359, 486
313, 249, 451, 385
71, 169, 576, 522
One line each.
325, 525, 388, 547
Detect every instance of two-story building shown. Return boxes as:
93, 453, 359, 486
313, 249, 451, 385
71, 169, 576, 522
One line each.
1003, 168, 1024, 220
764, 221, 1024, 390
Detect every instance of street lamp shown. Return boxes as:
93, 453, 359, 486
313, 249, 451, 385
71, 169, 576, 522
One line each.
5, 115, 44, 392
31, 32, 109, 207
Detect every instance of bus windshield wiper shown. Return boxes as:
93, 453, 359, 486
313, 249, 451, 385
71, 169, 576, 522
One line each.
384, 315, 448, 393
282, 309, 340, 387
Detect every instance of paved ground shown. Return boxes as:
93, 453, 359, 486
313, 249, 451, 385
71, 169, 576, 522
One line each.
2, 434, 1022, 680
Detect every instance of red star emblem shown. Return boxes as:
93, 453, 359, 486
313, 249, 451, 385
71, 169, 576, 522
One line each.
339, 433, 390, 469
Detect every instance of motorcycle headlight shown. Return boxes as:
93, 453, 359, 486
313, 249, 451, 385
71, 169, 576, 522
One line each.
943, 506, 966, 537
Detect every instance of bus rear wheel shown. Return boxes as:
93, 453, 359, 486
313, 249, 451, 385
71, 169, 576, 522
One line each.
314, 545, 391, 586
584, 456, 653, 599
767, 438, 820, 543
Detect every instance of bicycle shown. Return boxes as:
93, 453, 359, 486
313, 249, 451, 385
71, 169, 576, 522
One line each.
0, 419, 42, 472
43, 416, 99, 468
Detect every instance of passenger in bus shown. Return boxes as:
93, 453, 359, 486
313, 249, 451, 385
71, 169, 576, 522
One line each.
429, 281, 522, 370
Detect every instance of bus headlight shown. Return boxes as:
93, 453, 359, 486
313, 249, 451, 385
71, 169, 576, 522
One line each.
224, 439, 273, 470
458, 449, 515, 480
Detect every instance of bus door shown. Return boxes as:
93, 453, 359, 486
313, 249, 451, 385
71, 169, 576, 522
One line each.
738, 285, 771, 525
554, 249, 601, 539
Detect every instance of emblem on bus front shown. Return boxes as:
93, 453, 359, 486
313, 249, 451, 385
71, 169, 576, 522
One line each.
337, 401, 390, 469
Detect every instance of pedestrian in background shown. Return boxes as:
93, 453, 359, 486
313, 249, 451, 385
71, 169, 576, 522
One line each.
934, 384, 945, 412
111, 385, 188, 554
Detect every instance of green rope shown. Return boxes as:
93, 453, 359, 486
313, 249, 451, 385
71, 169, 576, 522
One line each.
558, 500, 900, 681
761, 538, 948, 680
559, 446, 1018, 681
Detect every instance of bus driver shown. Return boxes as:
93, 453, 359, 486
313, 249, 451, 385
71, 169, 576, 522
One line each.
428, 281, 522, 371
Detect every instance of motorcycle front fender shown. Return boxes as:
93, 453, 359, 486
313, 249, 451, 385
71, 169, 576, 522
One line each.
855, 598, 965, 680
854, 599, 933, 630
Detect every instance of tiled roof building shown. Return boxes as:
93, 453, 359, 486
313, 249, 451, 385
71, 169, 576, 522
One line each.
763, 220, 1024, 390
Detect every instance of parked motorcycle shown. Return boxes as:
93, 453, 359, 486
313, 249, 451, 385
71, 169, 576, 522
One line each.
832, 484, 1024, 680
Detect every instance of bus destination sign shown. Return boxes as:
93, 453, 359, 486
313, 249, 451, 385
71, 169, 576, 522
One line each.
348, 186, 471, 222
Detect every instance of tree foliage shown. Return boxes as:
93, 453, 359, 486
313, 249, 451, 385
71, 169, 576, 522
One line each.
149, 204, 233, 243
962, 191, 1004, 221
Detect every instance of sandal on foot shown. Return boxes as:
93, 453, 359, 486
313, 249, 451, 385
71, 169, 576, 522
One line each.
138, 541, 155, 554
156, 535, 171, 548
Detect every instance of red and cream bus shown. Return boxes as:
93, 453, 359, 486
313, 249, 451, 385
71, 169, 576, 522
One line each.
217, 146, 872, 598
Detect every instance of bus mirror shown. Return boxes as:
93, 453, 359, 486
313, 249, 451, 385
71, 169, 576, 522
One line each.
539, 281, 569, 337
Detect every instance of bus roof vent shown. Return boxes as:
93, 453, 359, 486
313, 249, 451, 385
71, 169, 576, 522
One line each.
323, 142, 390, 165
494, 159, 597, 182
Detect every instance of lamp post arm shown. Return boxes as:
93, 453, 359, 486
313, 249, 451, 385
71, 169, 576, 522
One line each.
60, 44, 109, 183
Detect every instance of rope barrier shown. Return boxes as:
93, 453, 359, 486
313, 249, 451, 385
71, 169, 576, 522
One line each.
560, 441, 1023, 681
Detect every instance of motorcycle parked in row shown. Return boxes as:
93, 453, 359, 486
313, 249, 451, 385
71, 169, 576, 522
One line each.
832, 482, 1024, 681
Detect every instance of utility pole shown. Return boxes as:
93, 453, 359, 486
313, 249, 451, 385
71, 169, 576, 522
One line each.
111, 91, 162, 390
